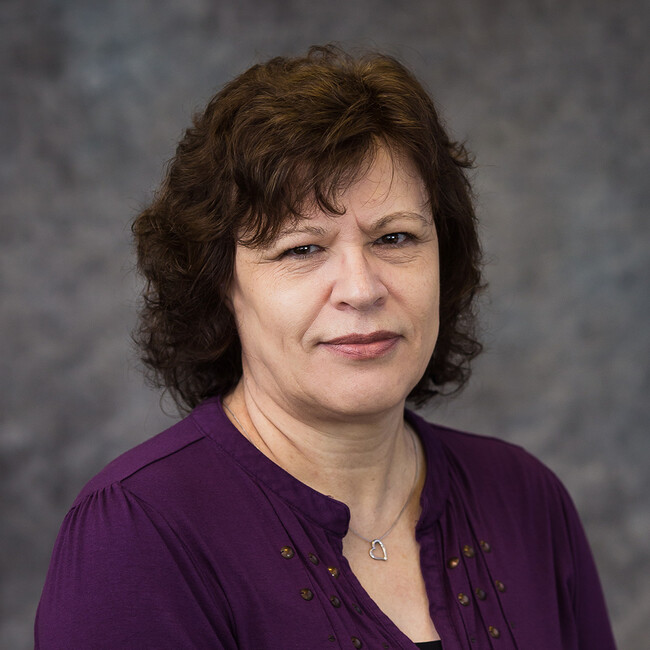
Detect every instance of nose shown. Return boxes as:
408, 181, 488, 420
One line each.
330, 248, 388, 311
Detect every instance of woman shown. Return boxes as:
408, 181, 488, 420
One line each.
36, 46, 615, 649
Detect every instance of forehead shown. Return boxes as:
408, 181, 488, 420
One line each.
342, 146, 426, 205
281, 149, 428, 232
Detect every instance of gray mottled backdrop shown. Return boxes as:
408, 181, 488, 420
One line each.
2, 0, 648, 647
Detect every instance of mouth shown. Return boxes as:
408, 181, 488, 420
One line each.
321, 331, 401, 359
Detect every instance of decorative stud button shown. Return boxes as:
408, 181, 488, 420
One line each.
328, 566, 340, 578
480, 540, 491, 553
463, 544, 475, 558
300, 588, 314, 601
328, 635, 336, 642
280, 546, 295, 559
308, 553, 320, 565
330, 595, 341, 608
352, 603, 363, 614
447, 556, 460, 569
495, 580, 506, 593
475, 587, 486, 600
488, 626, 500, 638
351, 637, 363, 648
457, 592, 470, 606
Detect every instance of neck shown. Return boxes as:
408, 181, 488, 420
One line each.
223, 378, 419, 533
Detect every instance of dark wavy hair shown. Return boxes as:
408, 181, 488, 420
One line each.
132, 45, 483, 412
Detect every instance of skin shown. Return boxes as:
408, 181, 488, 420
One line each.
225, 146, 440, 642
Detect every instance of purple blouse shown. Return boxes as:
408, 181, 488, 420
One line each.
35, 398, 616, 649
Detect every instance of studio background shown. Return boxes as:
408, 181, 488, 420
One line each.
2, 1, 648, 648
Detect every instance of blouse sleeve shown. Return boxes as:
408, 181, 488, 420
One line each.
35, 483, 238, 649
555, 477, 617, 649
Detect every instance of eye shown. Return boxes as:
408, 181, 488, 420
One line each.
282, 244, 321, 258
376, 232, 412, 246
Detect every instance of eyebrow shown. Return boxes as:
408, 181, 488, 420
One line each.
276, 224, 328, 238
276, 211, 431, 240
370, 211, 432, 231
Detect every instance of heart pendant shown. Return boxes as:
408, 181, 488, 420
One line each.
369, 539, 387, 561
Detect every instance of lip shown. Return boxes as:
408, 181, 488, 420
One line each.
320, 331, 401, 360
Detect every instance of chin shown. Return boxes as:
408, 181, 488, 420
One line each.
306, 375, 415, 421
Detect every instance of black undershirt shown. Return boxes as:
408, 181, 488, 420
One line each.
415, 642, 442, 649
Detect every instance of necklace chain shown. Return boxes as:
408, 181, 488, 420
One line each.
346, 429, 418, 560
222, 400, 418, 562
222, 401, 252, 445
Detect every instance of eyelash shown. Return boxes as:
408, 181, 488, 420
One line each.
282, 244, 321, 258
281, 232, 415, 258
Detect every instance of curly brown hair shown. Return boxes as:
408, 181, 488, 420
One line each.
132, 45, 483, 412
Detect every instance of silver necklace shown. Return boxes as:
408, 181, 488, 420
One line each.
222, 400, 418, 562
223, 401, 254, 445
347, 430, 418, 561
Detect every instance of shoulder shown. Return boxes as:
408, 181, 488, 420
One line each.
74, 404, 213, 505
411, 411, 588, 578
408, 410, 573, 512
410, 410, 551, 472
68, 398, 256, 545
37, 416, 238, 648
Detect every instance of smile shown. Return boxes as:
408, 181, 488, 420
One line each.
320, 331, 402, 360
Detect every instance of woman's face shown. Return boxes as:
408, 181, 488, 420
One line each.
230, 147, 439, 421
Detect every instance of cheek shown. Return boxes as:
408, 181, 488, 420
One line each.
234, 279, 323, 351
419, 250, 440, 318
398, 266, 439, 352
417, 285, 440, 345
399, 264, 439, 317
